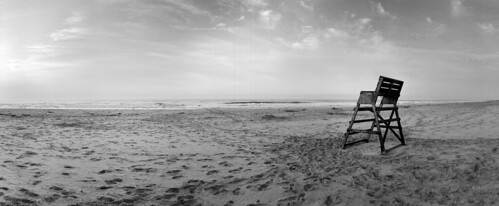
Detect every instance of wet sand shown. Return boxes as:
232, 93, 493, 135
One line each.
1, 101, 499, 205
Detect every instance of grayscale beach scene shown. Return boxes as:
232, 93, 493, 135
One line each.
1, 0, 499, 205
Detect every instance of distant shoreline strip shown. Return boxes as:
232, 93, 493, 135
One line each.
224, 101, 309, 105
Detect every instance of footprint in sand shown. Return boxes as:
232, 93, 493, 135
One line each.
228, 167, 243, 174
104, 178, 123, 185
131, 167, 157, 173
90, 157, 102, 161
16, 151, 38, 159
97, 169, 113, 174
324, 195, 342, 205
28, 162, 42, 166
206, 170, 219, 175
49, 186, 64, 191
303, 183, 317, 192
219, 161, 233, 167
254, 180, 272, 191
277, 195, 300, 205
222, 155, 236, 159
19, 188, 39, 198
50, 185, 76, 196
43, 194, 61, 203
3, 196, 37, 205
205, 184, 227, 195
224, 200, 235, 206
97, 196, 114, 202
154, 193, 176, 201
16, 164, 28, 169
173, 195, 197, 205
81, 179, 97, 183
99, 186, 113, 190
232, 188, 241, 195
165, 188, 180, 193
227, 178, 245, 185
33, 171, 46, 178
166, 169, 181, 174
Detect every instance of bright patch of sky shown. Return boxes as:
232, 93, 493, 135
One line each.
1, 0, 499, 101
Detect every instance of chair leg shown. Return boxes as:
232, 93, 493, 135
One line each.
367, 118, 376, 142
382, 110, 395, 142
395, 109, 405, 145
372, 105, 384, 153
342, 133, 349, 149
343, 104, 359, 149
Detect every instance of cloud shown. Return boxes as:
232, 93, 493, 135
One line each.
478, 23, 497, 33
451, 0, 466, 18
163, 0, 209, 16
50, 27, 87, 41
355, 18, 372, 32
26, 44, 56, 54
2, 43, 69, 73
358, 31, 395, 54
300, 1, 314, 11
359, 18, 371, 25
374, 2, 396, 19
243, 0, 268, 8
65, 11, 84, 25
326, 28, 349, 39
168, 25, 232, 31
425, 17, 446, 37
259, 10, 282, 30
287, 18, 394, 55
291, 34, 320, 50
434, 24, 446, 36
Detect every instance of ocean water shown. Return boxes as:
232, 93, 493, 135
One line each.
0, 99, 468, 110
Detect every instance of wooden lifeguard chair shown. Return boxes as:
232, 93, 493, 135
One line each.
342, 76, 405, 153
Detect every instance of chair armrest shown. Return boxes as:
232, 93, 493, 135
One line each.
358, 91, 376, 104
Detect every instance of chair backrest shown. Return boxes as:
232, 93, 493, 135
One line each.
375, 76, 404, 105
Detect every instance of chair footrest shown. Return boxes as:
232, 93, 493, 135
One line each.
351, 118, 400, 124
348, 129, 380, 135
379, 125, 400, 128
343, 138, 369, 147
351, 118, 375, 123
381, 118, 400, 122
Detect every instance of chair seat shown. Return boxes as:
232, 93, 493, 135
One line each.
357, 106, 398, 111
351, 118, 399, 124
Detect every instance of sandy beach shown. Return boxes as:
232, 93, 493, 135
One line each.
1, 101, 499, 206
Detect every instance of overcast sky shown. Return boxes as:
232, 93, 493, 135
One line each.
1, 0, 498, 101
